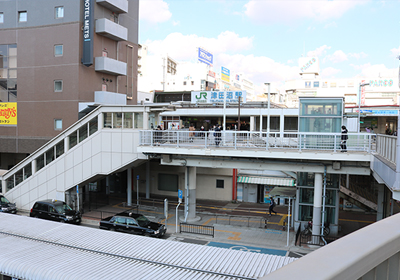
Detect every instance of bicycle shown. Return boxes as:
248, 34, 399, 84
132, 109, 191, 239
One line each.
301, 220, 330, 236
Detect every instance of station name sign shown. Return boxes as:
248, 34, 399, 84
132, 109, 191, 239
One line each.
191, 91, 247, 103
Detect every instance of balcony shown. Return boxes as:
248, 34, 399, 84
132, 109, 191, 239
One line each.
95, 57, 127, 76
96, 18, 127, 41
96, 0, 128, 13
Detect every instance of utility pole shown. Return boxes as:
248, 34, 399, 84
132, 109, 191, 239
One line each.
238, 96, 241, 131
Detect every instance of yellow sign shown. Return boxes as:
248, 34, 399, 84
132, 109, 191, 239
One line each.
0, 102, 17, 125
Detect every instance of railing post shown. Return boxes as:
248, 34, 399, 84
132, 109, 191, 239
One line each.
205, 131, 208, 148
299, 133, 302, 152
150, 130, 153, 146
177, 131, 179, 148
234, 132, 237, 149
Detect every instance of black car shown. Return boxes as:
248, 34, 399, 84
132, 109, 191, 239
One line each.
99, 212, 166, 238
0, 195, 17, 214
30, 199, 81, 224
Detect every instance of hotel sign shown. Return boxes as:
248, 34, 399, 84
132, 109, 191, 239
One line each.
0, 102, 17, 126
82, 0, 94, 66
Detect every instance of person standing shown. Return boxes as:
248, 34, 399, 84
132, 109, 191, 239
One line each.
189, 123, 195, 142
341, 125, 348, 152
200, 125, 205, 138
269, 197, 277, 216
214, 125, 221, 146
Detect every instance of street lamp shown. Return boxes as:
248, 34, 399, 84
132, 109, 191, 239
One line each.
264, 83, 271, 133
358, 82, 370, 133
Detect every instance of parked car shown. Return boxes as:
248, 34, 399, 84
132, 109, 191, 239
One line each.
30, 199, 81, 224
99, 211, 166, 238
0, 195, 17, 214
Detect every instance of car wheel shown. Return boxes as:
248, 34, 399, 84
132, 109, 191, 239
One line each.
110, 227, 115, 231
60, 219, 65, 223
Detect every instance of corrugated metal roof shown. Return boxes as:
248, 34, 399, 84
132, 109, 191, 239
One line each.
237, 176, 295, 186
0, 213, 297, 280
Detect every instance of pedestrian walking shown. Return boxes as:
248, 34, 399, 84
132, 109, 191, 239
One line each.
200, 125, 205, 138
214, 125, 221, 146
269, 197, 277, 216
341, 125, 348, 152
155, 125, 162, 145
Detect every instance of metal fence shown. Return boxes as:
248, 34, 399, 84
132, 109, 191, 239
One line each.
180, 223, 215, 237
140, 130, 375, 153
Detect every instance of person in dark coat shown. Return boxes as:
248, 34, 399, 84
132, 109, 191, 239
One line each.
214, 125, 221, 146
269, 197, 277, 216
341, 125, 348, 152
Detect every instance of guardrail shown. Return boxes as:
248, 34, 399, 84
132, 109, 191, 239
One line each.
140, 130, 375, 153
376, 134, 397, 164
180, 223, 214, 237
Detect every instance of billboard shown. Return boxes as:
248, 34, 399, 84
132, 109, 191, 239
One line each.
82, 0, 94, 66
299, 57, 319, 74
221, 66, 230, 83
198, 48, 213, 66
191, 91, 246, 103
0, 102, 17, 126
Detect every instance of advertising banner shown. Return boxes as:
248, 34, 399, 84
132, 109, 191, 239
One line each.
0, 102, 17, 126
221, 66, 230, 83
361, 79, 366, 105
198, 48, 213, 66
191, 91, 246, 103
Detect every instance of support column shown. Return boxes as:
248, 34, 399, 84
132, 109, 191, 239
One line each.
259, 113, 263, 132
376, 182, 384, 221
184, 166, 200, 222
127, 168, 132, 206
312, 173, 323, 236
250, 116, 255, 131
146, 161, 150, 199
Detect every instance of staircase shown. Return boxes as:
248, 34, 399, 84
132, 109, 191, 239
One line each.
340, 175, 377, 211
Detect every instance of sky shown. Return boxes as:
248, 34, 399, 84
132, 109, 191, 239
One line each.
139, 0, 400, 93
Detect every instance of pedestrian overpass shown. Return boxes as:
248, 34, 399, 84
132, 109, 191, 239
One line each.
1, 104, 400, 279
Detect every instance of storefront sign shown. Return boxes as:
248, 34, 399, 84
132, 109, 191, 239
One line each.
360, 109, 398, 116
198, 48, 213, 66
221, 67, 230, 83
191, 91, 246, 103
0, 102, 17, 126
369, 79, 393, 87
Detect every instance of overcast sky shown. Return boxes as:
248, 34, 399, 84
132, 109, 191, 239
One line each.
139, 0, 400, 93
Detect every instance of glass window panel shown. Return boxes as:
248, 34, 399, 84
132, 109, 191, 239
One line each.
15, 169, 23, 186
79, 124, 88, 142
7, 79, 16, 90
9, 69, 17, 78
284, 117, 298, 131
9, 91, 17, 102
113, 112, 122, 128
0, 13, 3, 24
54, 80, 62, 92
299, 188, 314, 204
134, 113, 143, 129
36, 154, 45, 171
24, 163, 32, 179
54, 119, 62, 130
18, 11, 27, 22
299, 204, 313, 221
297, 172, 315, 187
89, 117, 98, 135
46, 148, 55, 165
55, 140, 64, 158
0, 56, 7, 69
0, 69, 8, 78
6, 177, 14, 191
8, 45, 17, 56
8, 56, 16, 68
0, 45, 8, 56
55, 6, 64, 18
0, 88, 7, 102
69, 131, 77, 149
325, 189, 336, 206
54, 45, 63, 56
123, 113, 132, 128
103, 112, 112, 128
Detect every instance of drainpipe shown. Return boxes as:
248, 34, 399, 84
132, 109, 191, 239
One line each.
232, 169, 237, 201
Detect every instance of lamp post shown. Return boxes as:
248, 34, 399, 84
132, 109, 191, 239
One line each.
264, 83, 271, 133
358, 82, 370, 133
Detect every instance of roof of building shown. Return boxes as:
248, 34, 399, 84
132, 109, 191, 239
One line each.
0, 213, 297, 280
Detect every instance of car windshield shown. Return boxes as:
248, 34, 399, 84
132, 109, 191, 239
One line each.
0, 196, 10, 204
136, 215, 150, 227
55, 202, 73, 214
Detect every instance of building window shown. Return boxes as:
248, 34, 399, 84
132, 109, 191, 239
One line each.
54, 80, 63, 92
54, 45, 63, 56
191, 81, 194, 86
18, 11, 27, 22
55, 6, 64, 19
0, 12, 4, 23
183, 81, 186, 85
216, 179, 224, 189
54, 119, 62, 130
0, 44, 17, 102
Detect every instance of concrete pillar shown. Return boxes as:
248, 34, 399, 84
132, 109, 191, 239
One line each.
146, 161, 150, 199
250, 116, 255, 131
143, 108, 149, 129
376, 182, 384, 221
184, 166, 200, 222
127, 168, 132, 206
312, 173, 323, 236
259, 114, 263, 132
